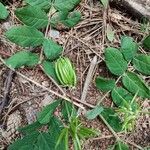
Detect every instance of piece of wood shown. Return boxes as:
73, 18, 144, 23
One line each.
110, 0, 150, 20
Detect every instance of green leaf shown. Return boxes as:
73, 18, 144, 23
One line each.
111, 87, 134, 107
18, 121, 43, 135
143, 35, 150, 49
121, 36, 138, 61
42, 60, 60, 83
56, 128, 68, 150
62, 11, 81, 28
54, 0, 80, 12
61, 101, 77, 121
8, 132, 39, 150
100, 0, 109, 8
78, 127, 99, 139
48, 117, 65, 150
122, 71, 150, 98
114, 141, 129, 150
5, 26, 44, 47
25, 0, 52, 10
50, 11, 81, 29
85, 105, 103, 120
43, 39, 63, 60
0, 2, 9, 19
15, 6, 48, 29
5, 50, 39, 69
37, 100, 61, 124
132, 54, 150, 75
106, 25, 115, 42
101, 107, 122, 132
96, 76, 115, 92
105, 47, 128, 76
36, 132, 55, 149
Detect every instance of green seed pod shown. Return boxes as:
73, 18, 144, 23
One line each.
55, 57, 77, 87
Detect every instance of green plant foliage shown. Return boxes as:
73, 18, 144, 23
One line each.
62, 11, 81, 28
50, 11, 81, 29
133, 54, 150, 75
100, 0, 109, 8
105, 47, 128, 76
106, 25, 115, 42
15, 6, 48, 29
61, 101, 77, 121
25, 0, 52, 10
43, 39, 63, 60
42, 60, 60, 83
111, 87, 134, 108
18, 121, 43, 135
8, 131, 39, 150
96, 76, 116, 92
85, 105, 103, 120
143, 35, 150, 49
122, 71, 150, 98
114, 141, 129, 150
55, 57, 77, 87
0, 2, 9, 19
54, 0, 80, 12
101, 107, 122, 132
36, 132, 58, 149
37, 100, 61, 124
5, 50, 39, 69
5, 26, 44, 47
121, 36, 138, 61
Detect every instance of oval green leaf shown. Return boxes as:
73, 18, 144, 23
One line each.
85, 105, 103, 120
37, 100, 61, 124
43, 39, 63, 60
122, 71, 150, 98
100, 107, 122, 132
5, 50, 39, 69
143, 35, 150, 49
121, 36, 138, 61
111, 87, 135, 108
96, 76, 115, 92
114, 141, 129, 150
133, 54, 150, 75
15, 6, 48, 29
0, 2, 9, 19
5, 26, 44, 47
105, 47, 128, 76
25, 0, 52, 10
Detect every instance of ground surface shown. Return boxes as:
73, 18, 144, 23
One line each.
0, 0, 150, 150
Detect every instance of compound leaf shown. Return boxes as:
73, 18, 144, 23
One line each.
15, 6, 48, 29
43, 39, 63, 60
122, 71, 150, 98
121, 36, 138, 61
5, 50, 39, 69
37, 100, 61, 124
0, 2, 9, 20
96, 76, 115, 92
133, 54, 150, 75
5, 26, 44, 47
105, 47, 128, 76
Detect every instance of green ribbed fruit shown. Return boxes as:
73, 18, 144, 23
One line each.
55, 57, 77, 87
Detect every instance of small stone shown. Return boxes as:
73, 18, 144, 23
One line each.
42, 81, 49, 87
